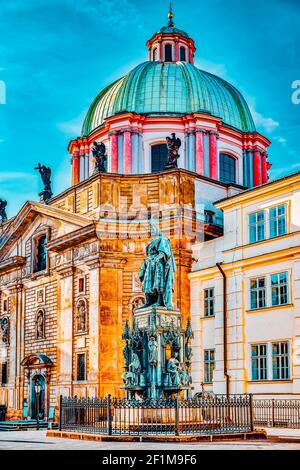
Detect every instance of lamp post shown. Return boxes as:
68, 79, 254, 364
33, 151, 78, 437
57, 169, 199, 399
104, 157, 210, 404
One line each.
34, 382, 41, 431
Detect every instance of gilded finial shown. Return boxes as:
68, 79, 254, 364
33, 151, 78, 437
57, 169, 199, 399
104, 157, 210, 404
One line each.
168, 2, 174, 27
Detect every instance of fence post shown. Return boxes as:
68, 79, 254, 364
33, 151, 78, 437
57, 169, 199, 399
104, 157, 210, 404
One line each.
249, 394, 254, 432
58, 395, 63, 431
272, 399, 275, 427
107, 394, 112, 436
175, 396, 179, 436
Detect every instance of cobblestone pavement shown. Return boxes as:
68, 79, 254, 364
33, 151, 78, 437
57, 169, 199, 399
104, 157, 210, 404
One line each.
0, 431, 300, 450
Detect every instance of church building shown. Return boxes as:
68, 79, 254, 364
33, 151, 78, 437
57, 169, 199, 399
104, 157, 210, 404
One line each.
0, 9, 272, 419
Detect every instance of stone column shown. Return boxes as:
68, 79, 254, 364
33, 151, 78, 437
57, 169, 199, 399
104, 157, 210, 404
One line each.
99, 258, 126, 396
110, 131, 119, 173
87, 260, 100, 396
253, 149, 262, 187
261, 152, 268, 184
56, 266, 74, 396
72, 149, 80, 186
123, 130, 132, 174
209, 131, 218, 180
188, 130, 196, 172
175, 40, 179, 61
195, 128, 205, 175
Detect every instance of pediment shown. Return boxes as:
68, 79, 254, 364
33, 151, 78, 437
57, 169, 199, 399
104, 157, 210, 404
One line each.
0, 201, 92, 262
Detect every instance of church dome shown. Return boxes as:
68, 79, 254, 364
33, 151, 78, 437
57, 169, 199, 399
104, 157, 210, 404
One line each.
82, 61, 256, 136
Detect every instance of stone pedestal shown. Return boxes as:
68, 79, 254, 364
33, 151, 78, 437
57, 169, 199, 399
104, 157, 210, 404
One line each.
122, 305, 193, 400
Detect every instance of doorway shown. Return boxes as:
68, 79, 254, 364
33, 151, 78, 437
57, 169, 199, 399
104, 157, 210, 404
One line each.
30, 374, 45, 419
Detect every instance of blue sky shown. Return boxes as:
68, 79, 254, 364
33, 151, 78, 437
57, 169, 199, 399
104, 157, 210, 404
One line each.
0, 0, 299, 217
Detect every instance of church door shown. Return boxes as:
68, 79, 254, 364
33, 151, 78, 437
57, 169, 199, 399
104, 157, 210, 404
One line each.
30, 375, 46, 419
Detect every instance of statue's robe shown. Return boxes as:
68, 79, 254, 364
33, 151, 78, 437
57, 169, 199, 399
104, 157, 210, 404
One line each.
139, 234, 176, 309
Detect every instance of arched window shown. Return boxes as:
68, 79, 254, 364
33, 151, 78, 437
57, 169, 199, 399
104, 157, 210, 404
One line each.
34, 234, 47, 272
180, 46, 186, 61
219, 153, 236, 184
151, 144, 168, 173
153, 47, 158, 61
164, 44, 173, 62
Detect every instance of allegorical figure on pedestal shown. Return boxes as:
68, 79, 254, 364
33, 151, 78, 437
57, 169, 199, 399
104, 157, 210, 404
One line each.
139, 223, 176, 310
92, 141, 107, 173
165, 132, 181, 169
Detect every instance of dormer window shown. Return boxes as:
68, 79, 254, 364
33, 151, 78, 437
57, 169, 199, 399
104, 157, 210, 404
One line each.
34, 234, 47, 273
164, 44, 173, 62
180, 46, 186, 61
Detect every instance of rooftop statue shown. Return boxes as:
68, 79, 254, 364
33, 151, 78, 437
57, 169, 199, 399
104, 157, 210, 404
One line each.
139, 223, 176, 310
165, 133, 181, 169
92, 141, 107, 173
0, 198, 8, 223
35, 163, 53, 204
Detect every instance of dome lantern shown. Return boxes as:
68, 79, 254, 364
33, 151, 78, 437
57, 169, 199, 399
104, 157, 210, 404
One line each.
146, 4, 196, 64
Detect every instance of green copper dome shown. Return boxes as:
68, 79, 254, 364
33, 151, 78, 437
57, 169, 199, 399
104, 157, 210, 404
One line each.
82, 61, 256, 135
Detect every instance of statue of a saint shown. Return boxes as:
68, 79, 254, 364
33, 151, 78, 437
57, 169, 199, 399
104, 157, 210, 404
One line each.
148, 336, 158, 365
129, 352, 142, 374
35, 163, 53, 203
1, 317, 9, 344
92, 141, 107, 173
139, 224, 176, 310
166, 356, 180, 387
165, 133, 181, 169
0, 199, 7, 223
35, 164, 52, 192
75, 302, 86, 333
36, 311, 44, 339
180, 365, 191, 387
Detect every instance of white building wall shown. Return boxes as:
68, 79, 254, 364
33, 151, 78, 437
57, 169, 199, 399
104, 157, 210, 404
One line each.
190, 174, 300, 398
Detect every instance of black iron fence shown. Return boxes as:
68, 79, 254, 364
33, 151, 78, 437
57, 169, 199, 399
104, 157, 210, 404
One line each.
59, 395, 253, 436
253, 399, 300, 428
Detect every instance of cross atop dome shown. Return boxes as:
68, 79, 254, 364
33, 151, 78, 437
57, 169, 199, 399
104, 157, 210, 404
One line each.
168, 2, 175, 27
146, 6, 196, 63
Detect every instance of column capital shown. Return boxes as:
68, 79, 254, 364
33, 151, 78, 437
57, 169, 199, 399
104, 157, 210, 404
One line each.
195, 127, 207, 134
108, 130, 119, 136
55, 265, 75, 279
208, 130, 219, 138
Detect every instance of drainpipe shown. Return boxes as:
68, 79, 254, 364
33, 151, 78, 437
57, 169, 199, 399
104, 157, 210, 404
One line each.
216, 263, 230, 396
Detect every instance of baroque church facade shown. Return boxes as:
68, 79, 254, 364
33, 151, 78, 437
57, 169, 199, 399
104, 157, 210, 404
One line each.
0, 10, 272, 420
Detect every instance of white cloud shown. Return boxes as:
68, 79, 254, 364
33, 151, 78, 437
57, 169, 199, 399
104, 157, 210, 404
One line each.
57, 110, 87, 136
0, 171, 36, 182
197, 59, 229, 79
250, 108, 280, 133
274, 136, 287, 146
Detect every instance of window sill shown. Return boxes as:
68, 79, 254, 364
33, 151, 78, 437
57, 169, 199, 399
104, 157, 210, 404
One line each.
248, 380, 292, 384
247, 304, 293, 314
29, 269, 48, 280
72, 381, 87, 385
203, 316, 215, 320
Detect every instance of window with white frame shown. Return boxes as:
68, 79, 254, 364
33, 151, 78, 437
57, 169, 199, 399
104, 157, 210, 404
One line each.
250, 278, 266, 310
204, 288, 215, 317
269, 205, 287, 238
271, 272, 289, 306
249, 211, 265, 244
251, 344, 268, 381
272, 342, 290, 380
249, 272, 290, 310
248, 204, 288, 244
204, 349, 215, 384
250, 342, 290, 381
